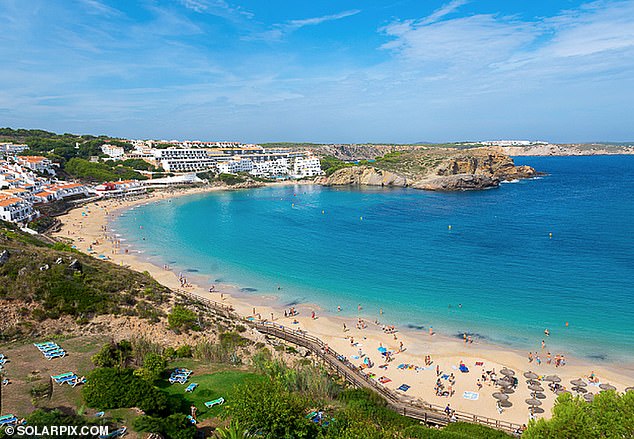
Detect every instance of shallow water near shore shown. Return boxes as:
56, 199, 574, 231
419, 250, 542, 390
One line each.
115, 156, 634, 364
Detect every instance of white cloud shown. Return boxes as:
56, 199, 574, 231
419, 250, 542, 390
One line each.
247, 9, 361, 41
421, 0, 468, 25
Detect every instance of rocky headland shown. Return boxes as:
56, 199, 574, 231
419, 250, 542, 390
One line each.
315, 147, 538, 191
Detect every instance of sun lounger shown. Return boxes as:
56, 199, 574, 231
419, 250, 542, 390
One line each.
37, 345, 62, 354
34, 341, 55, 348
52, 373, 77, 384
0, 414, 18, 426
397, 384, 410, 392
185, 383, 198, 392
169, 376, 189, 384
58, 375, 78, 384
204, 397, 225, 408
45, 350, 66, 360
51, 372, 75, 381
186, 415, 196, 424
99, 426, 127, 439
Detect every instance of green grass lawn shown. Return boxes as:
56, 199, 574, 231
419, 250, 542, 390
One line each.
158, 369, 264, 420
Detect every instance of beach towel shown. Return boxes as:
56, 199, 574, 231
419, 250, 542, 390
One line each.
397, 364, 406, 369
475, 361, 484, 366
397, 384, 410, 392
377, 347, 387, 353
379, 376, 392, 384
463, 391, 479, 400
441, 374, 450, 380
351, 355, 360, 360
451, 365, 458, 370
459, 365, 469, 373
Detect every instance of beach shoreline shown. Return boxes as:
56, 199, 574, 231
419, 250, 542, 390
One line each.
51, 184, 634, 426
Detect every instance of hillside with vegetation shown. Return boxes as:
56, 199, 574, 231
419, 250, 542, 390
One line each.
0, 221, 170, 340
0, 127, 150, 182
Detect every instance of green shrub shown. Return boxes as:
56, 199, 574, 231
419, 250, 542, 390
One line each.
134, 413, 196, 439
226, 378, 317, 438
175, 344, 193, 358
91, 341, 132, 368
168, 306, 199, 331
524, 391, 634, 439
82, 367, 168, 415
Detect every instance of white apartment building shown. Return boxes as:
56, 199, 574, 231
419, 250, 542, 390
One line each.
0, 143, 28, 156
153, 148, 216, 173
217, 157, 254, 174
249, 158, 289, 177
101, 144, 125, 158
16, 156, 55, 175
292, 156, 324, 178
0, 195, 38, 224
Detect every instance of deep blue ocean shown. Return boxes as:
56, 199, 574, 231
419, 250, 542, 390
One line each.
114, 156, 634, 363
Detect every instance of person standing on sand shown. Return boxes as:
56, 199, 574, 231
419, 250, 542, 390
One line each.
429, 326, 434, 336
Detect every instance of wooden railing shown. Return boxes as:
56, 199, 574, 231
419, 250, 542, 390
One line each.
175, 289, 523, 435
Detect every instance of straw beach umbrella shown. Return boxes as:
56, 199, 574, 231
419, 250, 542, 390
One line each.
570, 379, 586, 387
573, 386, 588, 394
533, 392, 547, 400
624, 387, 634, 393
555, 389, 570, 395
543, 375, 561, 383
500, 400, 513, 408
528, 383, 544, 392
525, 398, 542, 407
492, 392, 509, 401
498, 377, 513, 387
583, 393, 594, 402
500, 368, 515, 377
523, 371, 538, 380
502, 387, 515, 394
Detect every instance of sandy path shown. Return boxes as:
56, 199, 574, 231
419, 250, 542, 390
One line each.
51, 186, 634, 427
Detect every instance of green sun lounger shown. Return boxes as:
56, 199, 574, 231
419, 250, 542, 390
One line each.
51, 372, 75, 381
0, 414, 18, 426
204, 397, 225, 408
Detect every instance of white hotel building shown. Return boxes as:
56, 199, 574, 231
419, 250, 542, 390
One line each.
153, 148, 217, 173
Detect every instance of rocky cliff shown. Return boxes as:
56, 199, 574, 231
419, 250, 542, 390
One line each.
315, 148, 538, 191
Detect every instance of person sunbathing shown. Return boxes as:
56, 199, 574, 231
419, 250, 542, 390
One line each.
588, 371, 599, 383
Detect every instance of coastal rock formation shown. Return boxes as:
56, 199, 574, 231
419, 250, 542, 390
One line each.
434, 153, 537, 181
315, 167, 407, 187
411, 174, 500, 191
316, 148, 538, 191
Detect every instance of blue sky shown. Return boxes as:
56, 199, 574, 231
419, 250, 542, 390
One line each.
1, 0, 634, 143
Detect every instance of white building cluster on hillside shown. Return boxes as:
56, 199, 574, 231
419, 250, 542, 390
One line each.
0, 154, 91, 225
478, 140, 549, 147
0, 138, 325, 227
124, 139, 324, 179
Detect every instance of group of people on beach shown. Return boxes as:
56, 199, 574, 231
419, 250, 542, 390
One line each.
528, 351, 567, 367
283, 307, 298, 318
177, 273, 192, 288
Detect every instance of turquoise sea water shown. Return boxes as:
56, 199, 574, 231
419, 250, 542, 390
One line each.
114, 156, 634, 363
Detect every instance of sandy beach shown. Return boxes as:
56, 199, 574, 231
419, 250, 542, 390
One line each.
51, 185, 634, 426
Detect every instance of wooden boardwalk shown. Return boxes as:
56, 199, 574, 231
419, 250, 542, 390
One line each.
177, 290, 523, 435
